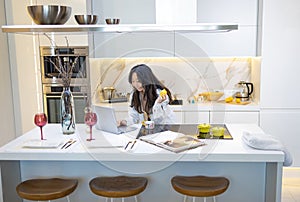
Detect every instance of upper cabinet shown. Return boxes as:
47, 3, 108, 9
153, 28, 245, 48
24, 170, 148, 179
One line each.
177, 0, 259, 57
91, 0, 258, 58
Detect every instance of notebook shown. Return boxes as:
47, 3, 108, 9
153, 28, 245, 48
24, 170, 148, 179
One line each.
94, 106, 137, 134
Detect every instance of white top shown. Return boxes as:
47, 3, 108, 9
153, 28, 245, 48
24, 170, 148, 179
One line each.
126, 89, 176, 125
0, 124, 284, 163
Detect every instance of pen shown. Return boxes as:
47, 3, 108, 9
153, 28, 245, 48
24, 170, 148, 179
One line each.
130, 140, 137, 149
124, 141, 132, 150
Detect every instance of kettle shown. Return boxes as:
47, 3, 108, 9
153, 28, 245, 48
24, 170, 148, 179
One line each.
234, 81, 254, 101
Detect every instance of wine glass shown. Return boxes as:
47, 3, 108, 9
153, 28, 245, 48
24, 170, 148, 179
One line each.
85, 112, 97, 141
34, 113, 48, 140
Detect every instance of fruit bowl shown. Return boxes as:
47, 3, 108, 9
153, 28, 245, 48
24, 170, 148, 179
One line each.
200, 91, 224, 101
27, 5, 72, 25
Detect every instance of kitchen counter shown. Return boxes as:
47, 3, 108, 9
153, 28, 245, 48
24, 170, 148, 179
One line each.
95, 100, 260, 112
0, 124, 282, 202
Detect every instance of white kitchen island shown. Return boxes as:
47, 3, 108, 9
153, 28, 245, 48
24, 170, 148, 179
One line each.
0, 124, 284, 202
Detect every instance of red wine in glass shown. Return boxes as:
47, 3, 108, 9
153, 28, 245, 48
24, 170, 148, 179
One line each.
85, 112, 97, 141
34, 113, 48, 140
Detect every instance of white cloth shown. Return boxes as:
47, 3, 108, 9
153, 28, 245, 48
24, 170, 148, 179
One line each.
242, 131, 293, 166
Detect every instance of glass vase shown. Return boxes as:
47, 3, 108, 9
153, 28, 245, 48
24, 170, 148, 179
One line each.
61, 86, 76, 134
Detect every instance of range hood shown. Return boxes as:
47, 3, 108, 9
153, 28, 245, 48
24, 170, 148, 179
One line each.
1, 23, 238, 34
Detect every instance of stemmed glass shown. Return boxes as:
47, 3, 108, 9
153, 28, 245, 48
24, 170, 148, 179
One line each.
34, 113, 48, 140
85, 112, 98, 141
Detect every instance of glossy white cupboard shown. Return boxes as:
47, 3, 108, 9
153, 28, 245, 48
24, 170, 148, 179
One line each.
260, 0, 300, 166
92, 0, 258, 57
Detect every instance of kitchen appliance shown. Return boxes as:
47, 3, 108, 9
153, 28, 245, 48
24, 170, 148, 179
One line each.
42, 84, 88, 123
40, 46, 90, 123
102, 86, 116, 100
40, 46, 89, 85
234, 81, 254, 101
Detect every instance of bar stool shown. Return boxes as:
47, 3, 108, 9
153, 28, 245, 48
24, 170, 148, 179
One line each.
16, 178, 78, 201
89, 176, 148, 202
171, 175, 230, 202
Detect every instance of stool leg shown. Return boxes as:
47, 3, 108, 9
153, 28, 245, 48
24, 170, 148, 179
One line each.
204, 197, 206, 202
122, 198, 125, 202
192, 196, 196, 202
134, 195, 138, 202
183, 195, 187, 202
66, 195, 71, 202
213, 196, 216, 202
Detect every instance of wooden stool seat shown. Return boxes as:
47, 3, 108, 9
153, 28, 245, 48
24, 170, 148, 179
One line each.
16, 178, 78, 201
171, 175, 229, 197
89, 176, 148, 198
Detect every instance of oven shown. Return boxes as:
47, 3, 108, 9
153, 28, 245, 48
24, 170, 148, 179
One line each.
40, 46, 90, 123
43, 84, 89, 123
40, 46, 89, 85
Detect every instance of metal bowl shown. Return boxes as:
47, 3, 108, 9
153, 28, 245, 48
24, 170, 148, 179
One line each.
105, 18, 120, 25
74, 15, 98, 25
27, 5, 72, 25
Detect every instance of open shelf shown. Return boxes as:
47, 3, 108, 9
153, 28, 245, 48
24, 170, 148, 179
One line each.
1, 23, 238, 34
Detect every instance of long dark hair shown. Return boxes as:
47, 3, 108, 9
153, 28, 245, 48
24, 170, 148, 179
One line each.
128, 64, 172, 114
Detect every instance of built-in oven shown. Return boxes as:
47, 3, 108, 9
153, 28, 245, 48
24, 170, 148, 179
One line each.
43, 84, 89, 123
40, 46, 89, 85
40, 46, 90, 123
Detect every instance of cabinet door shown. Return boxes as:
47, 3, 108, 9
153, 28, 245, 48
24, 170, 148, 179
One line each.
184, 111, 209, 124
260, 0, 300, 108
115, 110, 183, 123
173, 111, 184, 124
175, 0, 258, 57
93, 32, 174, 58
210, 111, 259, 124
260, 109, 300, 167
175, 27, 257, 57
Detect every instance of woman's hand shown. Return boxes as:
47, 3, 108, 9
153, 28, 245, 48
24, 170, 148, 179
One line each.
157, 94, 167, 103
117, 120, 127, 127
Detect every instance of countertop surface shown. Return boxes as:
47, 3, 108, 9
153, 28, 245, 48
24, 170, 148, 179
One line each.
0, 124, 283, 162
94, 101, 260, 111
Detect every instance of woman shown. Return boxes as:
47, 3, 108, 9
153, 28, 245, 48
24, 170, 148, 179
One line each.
119, 64, 176, 126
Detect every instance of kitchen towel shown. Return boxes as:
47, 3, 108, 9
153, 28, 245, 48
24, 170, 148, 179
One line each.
242, 131, 293, 166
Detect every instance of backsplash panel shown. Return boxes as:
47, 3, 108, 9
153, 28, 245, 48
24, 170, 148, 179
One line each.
89, 57, 260, 103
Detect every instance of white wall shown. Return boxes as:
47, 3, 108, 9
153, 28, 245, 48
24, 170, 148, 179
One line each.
0, 0, 16, 146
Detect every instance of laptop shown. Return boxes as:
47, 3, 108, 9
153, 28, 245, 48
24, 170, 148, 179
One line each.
94, 106, 137, 134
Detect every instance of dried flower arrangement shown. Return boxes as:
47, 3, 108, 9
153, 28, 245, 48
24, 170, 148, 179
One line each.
44, 34, 80, 87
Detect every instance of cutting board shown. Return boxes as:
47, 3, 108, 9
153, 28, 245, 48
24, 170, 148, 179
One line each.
218, 100, 251, 105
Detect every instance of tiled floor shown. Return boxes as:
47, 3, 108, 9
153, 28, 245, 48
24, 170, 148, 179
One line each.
282, 168, 300, 202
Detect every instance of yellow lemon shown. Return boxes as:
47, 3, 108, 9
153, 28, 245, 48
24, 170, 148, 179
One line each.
236, 98, 241, 103
225, 96, 233, 103
160, 89, 167, 97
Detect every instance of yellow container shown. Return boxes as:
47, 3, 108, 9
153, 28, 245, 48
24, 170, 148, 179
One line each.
211, 127, 225, 137
197, 123, 211, 133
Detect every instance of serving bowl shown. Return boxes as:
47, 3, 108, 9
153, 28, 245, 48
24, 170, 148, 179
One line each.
27, 5, 72, 25
74, 15, 98, 25
200, 91, 224, 101
105, 18, 120, 25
